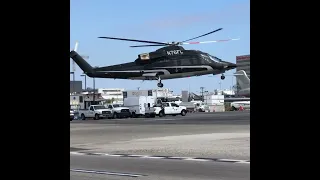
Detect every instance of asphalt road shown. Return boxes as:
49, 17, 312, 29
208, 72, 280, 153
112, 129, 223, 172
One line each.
70, 154, 250, 180
70, 111, 250, 180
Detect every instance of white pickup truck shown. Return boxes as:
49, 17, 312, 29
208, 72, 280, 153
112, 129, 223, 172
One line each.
78, 105, 112, 120
154, 102, 187, 117
106, 104, 131, 119
70, 109, 75, 121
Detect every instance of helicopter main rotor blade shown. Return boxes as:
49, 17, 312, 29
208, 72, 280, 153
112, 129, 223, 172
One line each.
181, 28, 223, 43
181, 38, 240, 45
130, 44, 167, 48
98, 37, 169, 45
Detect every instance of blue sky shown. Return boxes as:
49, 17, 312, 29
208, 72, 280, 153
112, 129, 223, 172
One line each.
70, 0, 250, 94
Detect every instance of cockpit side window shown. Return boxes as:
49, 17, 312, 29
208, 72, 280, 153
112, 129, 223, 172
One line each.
209, 55, 222, 62
200, 54, 212, 64
200, 54, 222, 63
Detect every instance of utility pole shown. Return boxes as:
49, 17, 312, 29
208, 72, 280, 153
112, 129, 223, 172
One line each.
200, 87, 204, 101
70, 72, 75, 94
81, 74, 87, 91
93, 77, 96, 103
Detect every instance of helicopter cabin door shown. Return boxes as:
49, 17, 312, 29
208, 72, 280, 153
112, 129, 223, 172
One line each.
174, 56, 180, 73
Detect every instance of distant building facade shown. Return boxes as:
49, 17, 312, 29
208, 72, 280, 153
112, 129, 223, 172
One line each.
97, 88, 124, 103
70, 81, 83, 94
236, 55, 250, 77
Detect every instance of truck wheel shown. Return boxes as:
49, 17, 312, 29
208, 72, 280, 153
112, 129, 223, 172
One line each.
131, 112, 136, 118
150, 114, 156, 118
181, 110, 187, 116
81, 114, 86, 120
94, 114, 100, 120
159, 111, 165, 117
113, 113, 118, 119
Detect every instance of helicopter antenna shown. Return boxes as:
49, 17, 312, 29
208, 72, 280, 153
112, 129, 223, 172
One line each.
71, 41, 90, 72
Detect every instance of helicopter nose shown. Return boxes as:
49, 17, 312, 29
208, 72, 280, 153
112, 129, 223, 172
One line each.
226, 62, 237, 68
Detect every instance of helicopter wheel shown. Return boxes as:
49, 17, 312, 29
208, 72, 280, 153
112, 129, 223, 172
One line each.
156, 75, 163, 88
157, 82, 164, 88
221, 74, 225, 80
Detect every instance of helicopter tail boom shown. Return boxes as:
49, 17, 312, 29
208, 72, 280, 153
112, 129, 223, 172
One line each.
70, 50, 94, 75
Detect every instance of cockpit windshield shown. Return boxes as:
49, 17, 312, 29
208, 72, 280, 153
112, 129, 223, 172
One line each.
200, 54, 222, 63
208, 55, 222, 62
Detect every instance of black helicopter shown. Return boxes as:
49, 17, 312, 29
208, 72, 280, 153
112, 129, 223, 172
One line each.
70, 28, 238, 88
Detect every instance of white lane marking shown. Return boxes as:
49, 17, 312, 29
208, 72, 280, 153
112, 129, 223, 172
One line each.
87, 152, 105, 155
144, 118, 175, 121
141, 156, 166, 159
126, 154, 146, 157
69, 152, 250, 165
169, 156, 194, 159
218, 159, 248, 162
235, 161, 250, 164
70, 168, 145, 177
184, 158, 210, 162
106, 154, 123, 157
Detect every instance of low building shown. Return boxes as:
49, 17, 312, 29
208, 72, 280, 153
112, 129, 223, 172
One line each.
123, 88, 173, 98
70, 93, 105, 109
70, 81, 82, 94
97, 88, 124, 103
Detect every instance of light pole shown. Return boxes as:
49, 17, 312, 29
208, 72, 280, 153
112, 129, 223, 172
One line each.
204, 90, 208, 104
81, 74, 87, 91
93, 77, 96, 103
200, 87, 205, 101
231, 76, 233, 92
70, 72, 75, 94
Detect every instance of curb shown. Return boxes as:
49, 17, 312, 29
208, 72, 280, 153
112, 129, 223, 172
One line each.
70, 151, 250, 164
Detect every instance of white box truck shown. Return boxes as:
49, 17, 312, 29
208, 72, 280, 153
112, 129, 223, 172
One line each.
123, 96, 156, 118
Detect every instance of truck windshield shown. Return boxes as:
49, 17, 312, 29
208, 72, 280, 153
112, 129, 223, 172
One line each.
94, 106, 106, 109
113, 104, 122, 108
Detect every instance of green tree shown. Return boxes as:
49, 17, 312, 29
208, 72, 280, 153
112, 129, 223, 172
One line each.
105, 99, 112, 104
